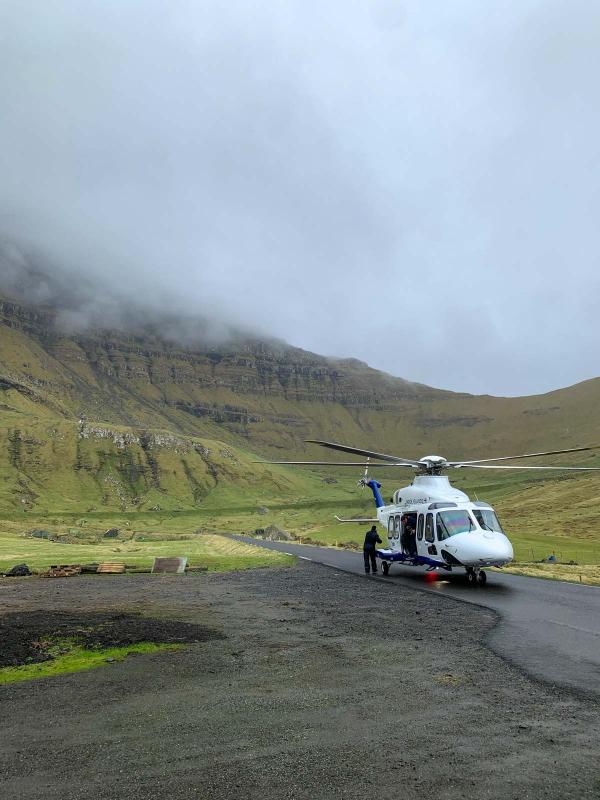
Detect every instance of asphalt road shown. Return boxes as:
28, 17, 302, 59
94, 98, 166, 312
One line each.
235, 536, 600, 697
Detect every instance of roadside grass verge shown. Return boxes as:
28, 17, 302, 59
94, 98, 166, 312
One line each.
498, 562, 600, 586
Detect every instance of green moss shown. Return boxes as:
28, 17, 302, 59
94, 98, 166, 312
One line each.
0, 641, 182, 685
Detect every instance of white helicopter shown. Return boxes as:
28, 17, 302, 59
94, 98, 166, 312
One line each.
265, 439, 600, 586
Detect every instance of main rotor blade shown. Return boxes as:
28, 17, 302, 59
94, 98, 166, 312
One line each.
454, 464, 600, 471
449, 443, 600, 466
254, 460, 413, 467
305, 439, 421, 467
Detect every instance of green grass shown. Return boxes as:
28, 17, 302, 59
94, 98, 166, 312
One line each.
0, 528, 294, 573
2, 467, 600, 572
1, 385, 600, 572
497, 562, 600, 586
0, 641, 182, 685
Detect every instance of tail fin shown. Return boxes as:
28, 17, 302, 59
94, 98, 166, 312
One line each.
365, 478, 385, 508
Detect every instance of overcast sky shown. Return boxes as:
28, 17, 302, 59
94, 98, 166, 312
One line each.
1, 1, 599, 397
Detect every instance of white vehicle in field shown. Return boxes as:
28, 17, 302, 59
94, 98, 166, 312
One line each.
263, 440, 600, 586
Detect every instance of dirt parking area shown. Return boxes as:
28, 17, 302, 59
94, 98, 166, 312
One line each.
0, 562, 599, 800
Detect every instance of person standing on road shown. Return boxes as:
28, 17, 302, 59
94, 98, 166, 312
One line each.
363, 525, 382, 574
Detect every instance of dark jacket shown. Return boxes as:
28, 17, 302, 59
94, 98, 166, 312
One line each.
363, 528, 382, 551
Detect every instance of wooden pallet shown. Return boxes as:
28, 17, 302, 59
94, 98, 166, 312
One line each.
40, 564, 82, 578
97, 562, 126, 574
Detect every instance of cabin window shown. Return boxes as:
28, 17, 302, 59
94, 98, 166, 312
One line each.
394, 515, 401, 537
436, 509, 476, 540
424, 513, 434, 543
473, 509, 504, 533
388, 516, 394, 536
417, 514, 424, 541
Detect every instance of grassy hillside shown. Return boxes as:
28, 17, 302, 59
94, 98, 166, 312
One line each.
0, 416, 322, 513
1, 295, 600, 573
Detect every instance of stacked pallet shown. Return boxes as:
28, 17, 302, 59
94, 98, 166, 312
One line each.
40, 564, 83, 578
97, 562, 126, 574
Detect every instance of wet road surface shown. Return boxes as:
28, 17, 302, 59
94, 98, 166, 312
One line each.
235, 536, 600, 697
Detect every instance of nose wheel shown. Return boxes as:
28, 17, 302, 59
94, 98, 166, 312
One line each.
466, 567, 487, 586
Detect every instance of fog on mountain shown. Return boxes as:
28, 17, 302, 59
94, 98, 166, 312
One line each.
1, 1, 600, 395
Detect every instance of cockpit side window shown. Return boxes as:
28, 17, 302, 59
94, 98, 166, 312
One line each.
424, 513, 434, 543
473, 509, 504, 533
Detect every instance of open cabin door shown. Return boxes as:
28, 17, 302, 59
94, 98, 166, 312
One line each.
387, 513, 401, 550
418, 511, 436, 557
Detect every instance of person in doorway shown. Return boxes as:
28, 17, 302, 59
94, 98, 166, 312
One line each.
363, 525, 382, 574
406, 522, 417, 556
400, 515, 411, 554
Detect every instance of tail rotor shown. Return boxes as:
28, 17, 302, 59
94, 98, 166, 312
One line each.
357, 457, 370, 489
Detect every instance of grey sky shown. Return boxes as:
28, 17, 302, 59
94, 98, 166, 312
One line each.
1, 1, 599, 397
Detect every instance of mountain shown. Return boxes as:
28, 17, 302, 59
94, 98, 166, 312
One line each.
1, 295, 600, 512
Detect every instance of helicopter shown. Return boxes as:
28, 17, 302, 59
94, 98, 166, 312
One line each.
262, 439, 600, 586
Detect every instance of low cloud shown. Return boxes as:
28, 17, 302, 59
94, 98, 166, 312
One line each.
0, 240, 244, 346
1, 1, 600, 395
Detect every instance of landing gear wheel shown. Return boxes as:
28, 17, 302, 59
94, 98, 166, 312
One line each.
382, 561, 390, 576
466, 568, 477, 587
477, 570, 487, 586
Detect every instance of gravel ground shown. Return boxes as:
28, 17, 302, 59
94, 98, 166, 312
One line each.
0, 562, 599, 800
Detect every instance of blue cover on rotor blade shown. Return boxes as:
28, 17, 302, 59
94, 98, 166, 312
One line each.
376, 549, 451, 570
366, 479, 385, 508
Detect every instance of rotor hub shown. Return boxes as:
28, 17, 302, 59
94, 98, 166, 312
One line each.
418, 455, 449, 475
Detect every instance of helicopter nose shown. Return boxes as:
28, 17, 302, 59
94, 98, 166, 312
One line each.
448, 532, 513, 566
488, 533, 513, 564
479, 533, 513, 565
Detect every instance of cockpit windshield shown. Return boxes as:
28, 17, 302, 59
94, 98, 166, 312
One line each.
436, 509, 476, 540
473, 509, 504, 533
